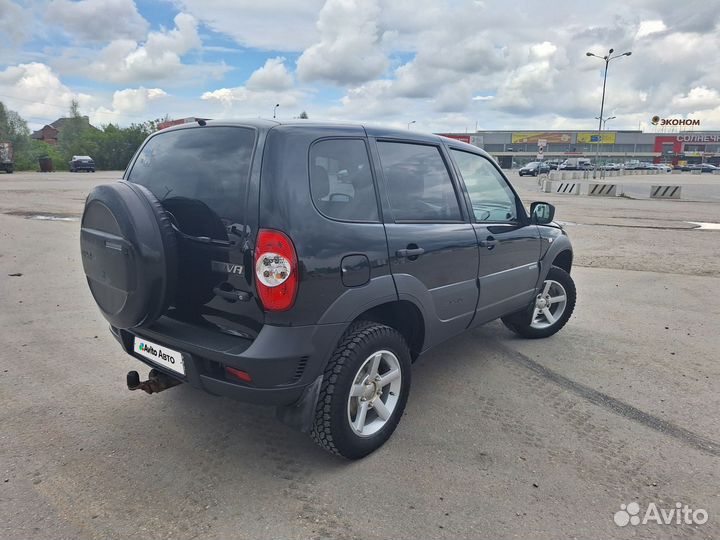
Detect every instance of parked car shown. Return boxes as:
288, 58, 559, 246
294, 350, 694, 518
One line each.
560, 158, 593, 170
79, 120, 576, 459
518, 161, 551, 176
0, 141, 14, 173
654, 164, 673, 173
69, 155, 96, 172
680, 163, 718, 173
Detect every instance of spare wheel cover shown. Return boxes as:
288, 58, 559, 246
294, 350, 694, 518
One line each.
80, 180, 177, 329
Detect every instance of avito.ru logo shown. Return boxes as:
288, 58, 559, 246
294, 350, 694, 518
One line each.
614, 501, 708, 527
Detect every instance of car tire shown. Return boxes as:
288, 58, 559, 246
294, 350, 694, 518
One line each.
311, 321, 412, 459
501, 266, 576, 339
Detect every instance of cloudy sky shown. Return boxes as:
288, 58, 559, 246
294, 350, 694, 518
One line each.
1, 0, 719, 132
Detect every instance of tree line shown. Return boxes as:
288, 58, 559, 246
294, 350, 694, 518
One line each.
0, 100, 161, 171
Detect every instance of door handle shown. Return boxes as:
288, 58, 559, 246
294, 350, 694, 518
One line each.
479, 236, 498, 249
213, 285, 251, 302
396, 247, 425, 259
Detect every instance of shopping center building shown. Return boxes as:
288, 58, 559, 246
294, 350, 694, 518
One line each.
438, 130, 720, 169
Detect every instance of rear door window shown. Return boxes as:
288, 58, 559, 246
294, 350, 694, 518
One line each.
376, 142, 462, 222
128, 127, 255, 229
309, 139, 379, 222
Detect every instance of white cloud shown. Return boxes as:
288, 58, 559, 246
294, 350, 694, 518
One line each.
636, 19, 667, 39
671, 87, 720, 110
0, 0, 29, 44
297, 0, 388, 85
201, 84, 307, 118
246, 57, 293, 91
531, 41, 557, 59
0, 62, 92, 122
5, 0, 720, 133
112, 87, 168, 112
46, 0, 149, 42
60, 12, 228, 84
173, 0, 323, 51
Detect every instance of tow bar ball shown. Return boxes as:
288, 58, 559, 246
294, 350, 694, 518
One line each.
127, 369, 182, 394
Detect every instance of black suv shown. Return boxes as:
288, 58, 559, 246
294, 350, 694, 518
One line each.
70, 155, 96, 172
80, 120, 575, 459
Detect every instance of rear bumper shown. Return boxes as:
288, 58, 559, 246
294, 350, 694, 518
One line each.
111, 318, 346, 406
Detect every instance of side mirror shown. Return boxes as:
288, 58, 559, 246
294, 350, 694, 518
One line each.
530, 202, 555, 224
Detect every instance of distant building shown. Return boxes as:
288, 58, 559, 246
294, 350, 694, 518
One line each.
438, 129, 720, 169
31, 116, 97, 145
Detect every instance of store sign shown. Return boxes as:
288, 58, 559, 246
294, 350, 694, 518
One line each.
511, 132, 571, 144
651, 115, 701, 126
444, 134, 470, 143
676, 134, 720, 143
577, 132, 617, 144
442, 134, 483, 147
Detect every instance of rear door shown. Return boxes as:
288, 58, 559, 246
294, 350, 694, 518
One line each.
371, 139, 479, 349
126, 125, 263, 338
448, 147, 540, 324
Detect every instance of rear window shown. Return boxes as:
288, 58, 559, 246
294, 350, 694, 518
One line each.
309, 139, 379, 222
128, 127, 255, 226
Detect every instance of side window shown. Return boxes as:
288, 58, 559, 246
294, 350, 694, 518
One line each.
376, 142, 462, 222
309, 139, 379, 222
451, 149, 518, 222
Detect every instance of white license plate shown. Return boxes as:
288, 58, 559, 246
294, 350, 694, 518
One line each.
133, 337, 185, 376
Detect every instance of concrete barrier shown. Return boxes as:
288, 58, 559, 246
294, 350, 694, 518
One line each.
691, 169, 702, 175
672, 169, 682, 174
588, 183, 618, 196
651, 185, 681, 199
713, 169, 720, 175
553, 181, 580, 195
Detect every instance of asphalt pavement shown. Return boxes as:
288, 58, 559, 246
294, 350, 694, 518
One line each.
1, 171, 719, 539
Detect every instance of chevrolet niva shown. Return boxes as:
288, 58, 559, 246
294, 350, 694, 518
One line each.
80, 120, 575, 459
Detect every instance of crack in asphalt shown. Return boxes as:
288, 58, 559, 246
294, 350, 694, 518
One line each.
497, 341, 720, 458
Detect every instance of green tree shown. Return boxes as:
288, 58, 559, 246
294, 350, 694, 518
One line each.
58, 99, 92, 159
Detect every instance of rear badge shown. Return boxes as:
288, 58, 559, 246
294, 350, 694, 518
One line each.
211, 261, 244, 275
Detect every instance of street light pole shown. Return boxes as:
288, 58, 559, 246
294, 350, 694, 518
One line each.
273, 103, 280, 119
595, 115, 617, 129
586, 49, 631, 179
407, 120, 416, 130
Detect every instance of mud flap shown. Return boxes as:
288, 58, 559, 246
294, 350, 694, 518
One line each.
275, 375, 323, 432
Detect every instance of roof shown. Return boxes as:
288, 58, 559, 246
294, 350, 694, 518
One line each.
50, 116, 98, 130
32, 116, 99, 139
158, 118, 489, 156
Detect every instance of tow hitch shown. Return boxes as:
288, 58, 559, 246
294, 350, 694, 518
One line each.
127, 369, 182, 394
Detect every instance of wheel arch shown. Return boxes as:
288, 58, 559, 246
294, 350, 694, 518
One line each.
551, 249, 573, 273
352, 300, 425, 361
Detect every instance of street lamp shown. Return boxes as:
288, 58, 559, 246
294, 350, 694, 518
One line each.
273, 103, 280, 119
586, 49, 631, 178
596, 115, 616, 129
407, 120, 416, 130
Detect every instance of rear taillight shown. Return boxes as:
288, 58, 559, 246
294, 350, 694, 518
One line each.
254, 229, 298, 311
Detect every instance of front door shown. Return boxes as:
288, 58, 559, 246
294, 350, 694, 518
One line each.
448, 148, 541, 325
372, 140, 479, 349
